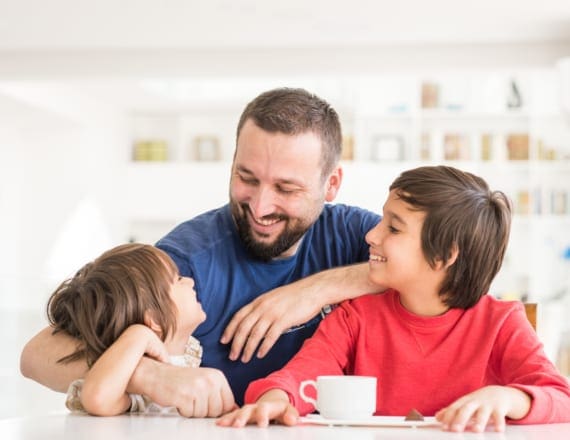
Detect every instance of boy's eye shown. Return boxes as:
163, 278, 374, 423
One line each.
388, 226, 400, 234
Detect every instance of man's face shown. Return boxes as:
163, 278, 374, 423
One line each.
229, 119, 341, 261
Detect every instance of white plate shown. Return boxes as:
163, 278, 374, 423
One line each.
299, 414, 441, 428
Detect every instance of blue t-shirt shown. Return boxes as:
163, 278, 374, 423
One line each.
156, 203, 380, 404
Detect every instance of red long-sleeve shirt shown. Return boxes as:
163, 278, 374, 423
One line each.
246, 290, 570, 424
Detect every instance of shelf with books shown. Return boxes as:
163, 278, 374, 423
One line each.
123, 73, 570, 302
129, 110, 238, 164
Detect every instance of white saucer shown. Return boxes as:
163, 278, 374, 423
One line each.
299, 413, 441, 428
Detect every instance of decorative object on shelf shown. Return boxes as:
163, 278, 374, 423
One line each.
421, 81, 439, 108
515, 190, 530, 215
132, 140, 169, 161
443, 133, 470, 160
533, 187, 543, 214
506, 79, 523, 109
420, 132, 431, 161
341, 135, 354, 161
481, 133, 493, 161
537, 140, 558, 161
421, 81, 439, 109
551, 190, 568, 215
370, 135, 404, 161
506, 133, 529, 160
191, 136, 221, 161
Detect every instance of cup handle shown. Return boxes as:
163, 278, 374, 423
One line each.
299, 379, 318, 410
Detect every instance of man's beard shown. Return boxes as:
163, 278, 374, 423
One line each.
231, 202, 311, 262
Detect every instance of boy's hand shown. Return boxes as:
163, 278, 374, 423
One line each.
435, 385, 531, 432
216, 389, 298, 427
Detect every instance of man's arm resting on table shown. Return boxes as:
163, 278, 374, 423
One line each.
221, 262, 384, 362
22, 326, 236, 417
20, 326, 88, 392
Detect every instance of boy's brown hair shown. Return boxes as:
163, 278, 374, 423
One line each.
390, 166, 512, 309
236, 87, 342, 180
47, 243, 179, 367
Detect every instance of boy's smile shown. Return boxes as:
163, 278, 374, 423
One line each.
369, 254, 387, 263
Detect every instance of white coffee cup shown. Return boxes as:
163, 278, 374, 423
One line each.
299, 375, 377, 419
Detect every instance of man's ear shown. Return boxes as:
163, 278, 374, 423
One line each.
324, 165, 343, 202
143, 310, 163, 335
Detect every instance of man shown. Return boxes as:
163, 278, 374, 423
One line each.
21, 87, 381, 417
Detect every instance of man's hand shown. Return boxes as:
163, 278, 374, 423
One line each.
220, 263, 379, 363
130, 358, 236, 417
220, 282, 321, 363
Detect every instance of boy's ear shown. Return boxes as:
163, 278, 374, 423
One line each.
143, 310, 163, 335
435, 243, 459, 270
444, 243, 459, 269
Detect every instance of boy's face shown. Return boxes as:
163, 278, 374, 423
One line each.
365, 190, 446, 304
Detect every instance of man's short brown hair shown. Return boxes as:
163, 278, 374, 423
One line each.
236, 87, 342, 179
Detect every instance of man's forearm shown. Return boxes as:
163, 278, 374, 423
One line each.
128, 357, 236, 417
20, 326, 88, 392
303, 262, 382, 306
127, 355, 158, 396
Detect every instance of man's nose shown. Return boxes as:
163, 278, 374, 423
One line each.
249, 186, 276, 219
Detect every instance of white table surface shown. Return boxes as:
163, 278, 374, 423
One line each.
2, 412, 570, 440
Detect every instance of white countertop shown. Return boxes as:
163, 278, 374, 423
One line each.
2, 412, 570, 440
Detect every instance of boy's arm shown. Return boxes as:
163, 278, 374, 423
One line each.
221, 262, 383, 362
216, 389, 297, 427
80, 324, 169, 416
20, 326, 88, 392
435, 385, 531, 433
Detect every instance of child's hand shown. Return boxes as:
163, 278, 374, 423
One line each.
216, 389, 298, 428
435, 385, 531, 433
122, 324, 169, 364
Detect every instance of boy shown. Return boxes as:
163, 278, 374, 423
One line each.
217, 165, 570, 432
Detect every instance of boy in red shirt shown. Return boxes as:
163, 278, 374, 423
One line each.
217, 165, 570, 432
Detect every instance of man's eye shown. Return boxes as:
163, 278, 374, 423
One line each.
277, 187, 295, 194
238, 174, 257, 185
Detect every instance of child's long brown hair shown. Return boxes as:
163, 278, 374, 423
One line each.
47, 243, 178, 367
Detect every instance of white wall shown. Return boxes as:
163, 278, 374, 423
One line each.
0, 85, 127, 308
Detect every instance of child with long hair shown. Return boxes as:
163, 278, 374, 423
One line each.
47, 243, 206, 416
217, 165, 570, 432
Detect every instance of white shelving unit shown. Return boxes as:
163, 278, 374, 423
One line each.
125, 71, 570, 304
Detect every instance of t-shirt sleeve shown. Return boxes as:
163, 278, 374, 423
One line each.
155, 241, 194, 278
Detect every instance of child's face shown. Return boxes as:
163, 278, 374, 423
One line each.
365, 190, 445, 299
169, 275, 206, 335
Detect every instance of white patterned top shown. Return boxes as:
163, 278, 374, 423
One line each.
66, 336, 203, 415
